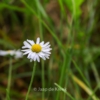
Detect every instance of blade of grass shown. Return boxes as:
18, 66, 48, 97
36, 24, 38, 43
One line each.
55, 83, 76, 100
72, 60, 91, 87
87, 82, 100, 100
71, 74, 99, 100
91, 62, 100, 89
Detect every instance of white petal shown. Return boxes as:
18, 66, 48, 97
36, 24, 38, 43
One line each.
22, 46, 30, 49
36, 54, 40, 62
27, 53, 32, 59
45, 55, 49, 59
27, 52, 34, 59
45, 52, 51, 54
21, 49, 31, 52
33, 54, 37, 61
23, 41, 31, 48
44, 53, 50, 59
40, 41, 44, 46
41, 55, 46, 60
27, 39, 35, 45
31, 52, 36, 59
42, 42, 49, 47
23, 51, 31, 55
38, 54, 42, 58
42, 45, 50, 49
44, 53, 50, 56
36, 37, 40, 44
38, 52, 45, 57
42, 48, 52, 52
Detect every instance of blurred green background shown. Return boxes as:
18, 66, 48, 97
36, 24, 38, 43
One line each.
0, 0, 100, 100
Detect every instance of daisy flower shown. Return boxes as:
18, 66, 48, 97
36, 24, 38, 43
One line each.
21, 37, 52, 62
0, 50, 23, 59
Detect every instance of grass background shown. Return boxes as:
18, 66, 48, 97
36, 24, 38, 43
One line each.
0, 0, 100, 100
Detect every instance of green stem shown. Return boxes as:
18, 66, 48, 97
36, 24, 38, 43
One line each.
25, 62, 36, 100
42, 61, 45, 100
6, 57, 12, 100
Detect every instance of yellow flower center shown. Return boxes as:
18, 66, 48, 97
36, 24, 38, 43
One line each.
31, 44, 42, 53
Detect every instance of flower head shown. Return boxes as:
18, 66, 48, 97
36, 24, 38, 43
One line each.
0, 50, 23, 59
21, 37, 52, 62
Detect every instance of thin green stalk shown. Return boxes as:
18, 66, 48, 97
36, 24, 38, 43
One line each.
25, 62, 36, 100
71, 0, 76, 20
41, 61, 45, 100
58, 0, 70, 28
55, 54, 66, 100
64, 0, 75, 49
55, 49, 73, 100
86, 0, 98, 44
6, 57, 12, 100
91, 62, 100, 89
55, 83, 76, 100
72, 60, 90, 87
63, 0, 75, 89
